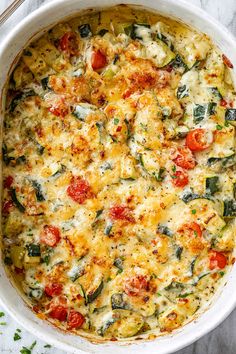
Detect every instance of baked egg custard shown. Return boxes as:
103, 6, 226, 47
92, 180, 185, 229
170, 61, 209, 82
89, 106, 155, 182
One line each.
2, 5, 236, 341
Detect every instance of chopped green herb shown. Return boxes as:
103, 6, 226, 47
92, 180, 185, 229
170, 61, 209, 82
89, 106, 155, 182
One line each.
44, 344, 52, 348
172, 165, 176, 172
191, 209, 196, 214
216, 124, 223, 130
113, 118, 119, 125
20, 340, 37, 354
0, 322, 7, 325
219, 271, 225, 277
0, 312, 5, 318
14, 331, 21, 341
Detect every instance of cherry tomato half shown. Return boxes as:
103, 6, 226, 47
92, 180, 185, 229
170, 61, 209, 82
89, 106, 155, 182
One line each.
171, 170, 189, 188
172, 147, 196, 170
59, 32, 78, 56
40, 225, 61, 247
91, 50, 107, 70
186, 129, 213, 151
109, 205, 135, 223
67, 177, 93, 204
45, 283, 63, 297
67, 310, 85, 329
124, 275, 150, 297
209, 250, 227, 270
49, 305, 67, 321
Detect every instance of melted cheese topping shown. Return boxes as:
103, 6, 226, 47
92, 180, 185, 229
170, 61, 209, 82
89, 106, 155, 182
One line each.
2, 5, 236, 341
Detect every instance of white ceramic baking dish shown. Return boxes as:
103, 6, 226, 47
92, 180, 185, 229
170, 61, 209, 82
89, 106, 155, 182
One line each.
0, 0, 236, 353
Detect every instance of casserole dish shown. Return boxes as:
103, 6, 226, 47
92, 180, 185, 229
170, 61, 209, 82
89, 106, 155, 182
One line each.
0, 0, 236, 353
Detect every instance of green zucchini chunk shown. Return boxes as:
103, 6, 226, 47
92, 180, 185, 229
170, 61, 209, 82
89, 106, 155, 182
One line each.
111, 293, 128, 310
223, 200, 236, 217
10, 188, 25, 212
205, 176, 220, 195
79, 24, 92, 38
87, 280, 104, 303
27, 244, 41, 257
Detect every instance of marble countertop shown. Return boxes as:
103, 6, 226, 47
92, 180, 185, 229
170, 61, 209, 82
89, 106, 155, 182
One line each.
0, 0, 236, 353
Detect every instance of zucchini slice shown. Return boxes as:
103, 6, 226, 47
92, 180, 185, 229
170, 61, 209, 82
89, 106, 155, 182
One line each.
205, 176, 220, 195
138, 151, 160, 180
25, 244, 41, 264
111, 293, 128, 310
10, 246, 25, 268
9, 89, 36, 113
87, 280, 104, 303
170, 54, 188, 72
177, 85, 189, 100
26, 244, 40, 257
209, 87, 223, 100
78, 24, 92, 38
180, 188, 200, 204
157, 224, 173, 237
176, 246, 183, 260
97, 315, 118, 336
145, 39, 175, 68
225, 109, 236, 124
10, 188, 25, 213
120, 155, 137, 180
113, 257, 124, 271
207, 154, 236, 170
193, 103, 216, 124
32, 180, 45, 201
223, 200, 236, 218
117, 311, 144, 338
124, 23, 151, 40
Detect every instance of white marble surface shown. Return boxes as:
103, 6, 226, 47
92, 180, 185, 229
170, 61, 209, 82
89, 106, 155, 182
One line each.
0, 0, 236, 353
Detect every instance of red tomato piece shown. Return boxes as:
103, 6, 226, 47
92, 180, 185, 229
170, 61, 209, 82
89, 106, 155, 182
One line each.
49, 305, 67, 321
45, 283, 63, 297
109, 205, 135, 223
2, 200, 14, 214
171, 170, 189, 188
220, 99, 227, 107
67, 177, 93, 204
209, 250, 227, 270
40, 225, 61, 247
67, 310, 85, 329
172, 147, 196, 170
222, 54, 234, 69
3, 175, 14, 189
178, 222, 202, 238
186, 129, 213, 151
59, 32, 78, 56
124, 275, 150, 297
91, 50, 107, 70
